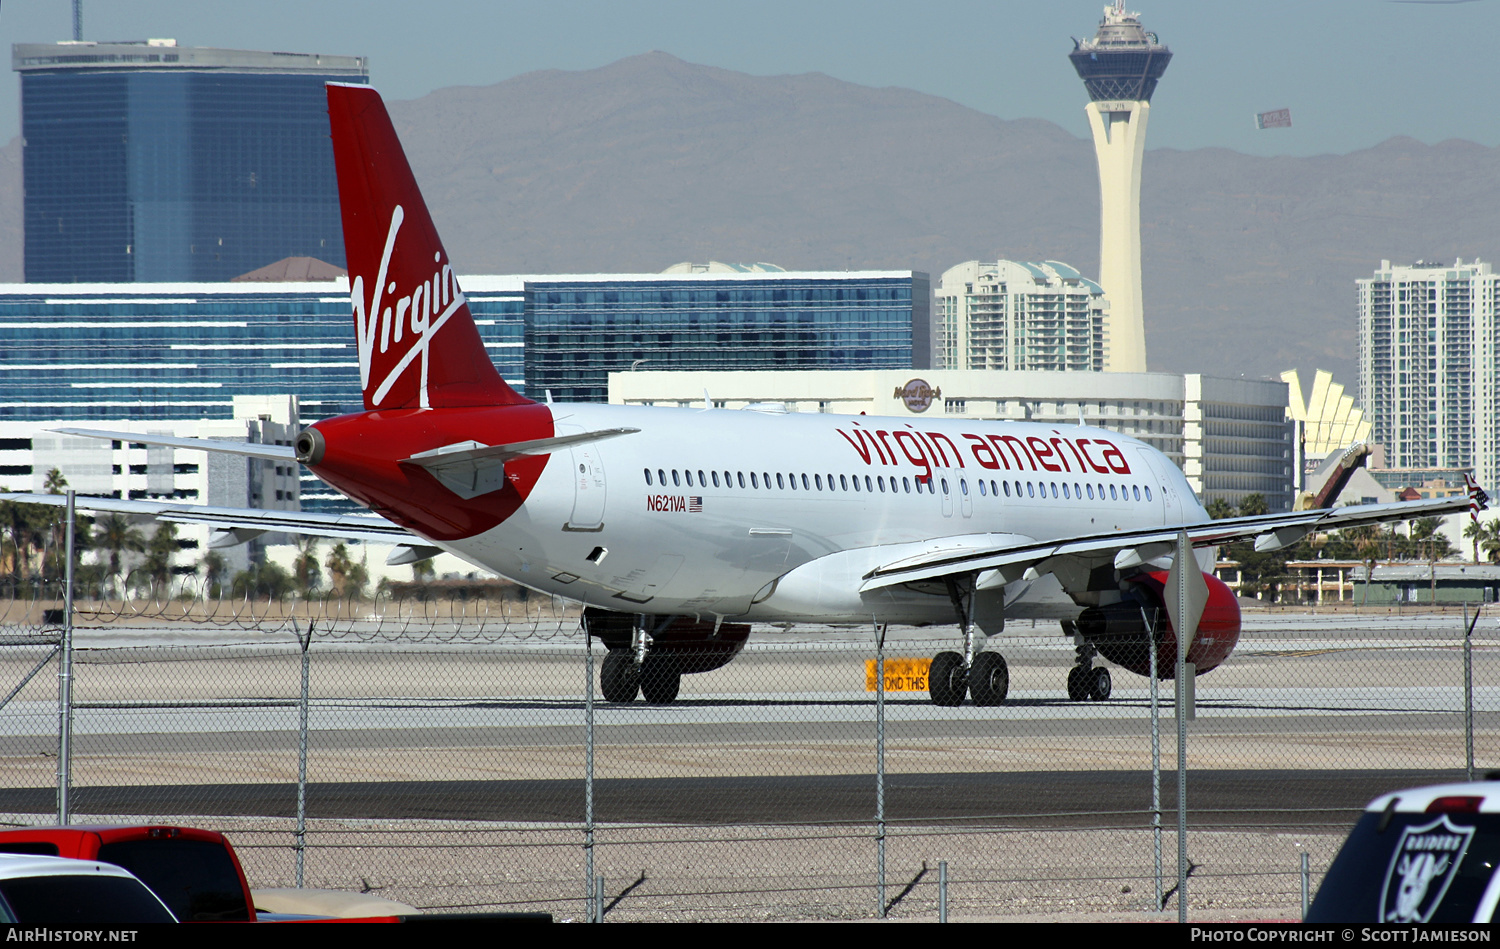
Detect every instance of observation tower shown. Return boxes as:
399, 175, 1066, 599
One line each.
1069, 3, 1171, 373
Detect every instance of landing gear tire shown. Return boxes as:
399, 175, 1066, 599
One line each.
601, 649, 640, 702
1066, 665, 1089, 702
640, 653, 681, 704
1089, 666, 1112, 701
929, 651, 968, 707
967, 652, 1009, 706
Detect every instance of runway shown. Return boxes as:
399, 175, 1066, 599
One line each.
0, 769, 1469, 828
2, 610, 1495, 835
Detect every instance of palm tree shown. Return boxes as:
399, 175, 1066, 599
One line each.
292, 536, 322, 597
1205, 498, 1236, 520
200, 551, 228, 598
1482, 522, 1500, 564
141, 522, 179, 591
324, 542, 369, 600
1465, 518, 1488, 563
42, 468, 67, 494
95, 513, 146, 577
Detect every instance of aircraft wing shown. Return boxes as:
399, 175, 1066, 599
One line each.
860, 493, 1482, 593
0, 493, 414, 547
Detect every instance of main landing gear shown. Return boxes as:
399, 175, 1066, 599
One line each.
599, 617, 680, 704
1062, 623, 1112, 701
585, 609, 750, 705
927, 576, 1009, 707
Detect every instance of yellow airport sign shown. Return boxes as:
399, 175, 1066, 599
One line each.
864, 657, 931, 692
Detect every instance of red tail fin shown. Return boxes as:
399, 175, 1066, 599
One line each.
327, 83, 529, 411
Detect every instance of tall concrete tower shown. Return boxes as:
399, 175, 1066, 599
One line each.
1070, 3, 1171, 373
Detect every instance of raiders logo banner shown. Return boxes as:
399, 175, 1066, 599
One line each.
1380, 815, 1476, 923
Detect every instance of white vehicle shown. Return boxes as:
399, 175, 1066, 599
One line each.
0, 853, 177, 924
6, 84, 1484, 707
1306, 780, 1500, 924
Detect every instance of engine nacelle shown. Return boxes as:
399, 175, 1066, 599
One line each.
1074, 569, 1241, 678
583, 608, 750, 675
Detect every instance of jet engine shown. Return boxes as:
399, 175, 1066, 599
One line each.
1073, 569, 1241, 677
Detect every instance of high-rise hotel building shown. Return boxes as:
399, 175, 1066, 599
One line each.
1357, 258, 1500, 489
13, 39, 367, 282
934, 260, 1107, 372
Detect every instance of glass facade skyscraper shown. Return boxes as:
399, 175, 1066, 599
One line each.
13, 41, 367, 283
0, 271, 920, 510
526, 271, 928, 403
0, 278, 526, 425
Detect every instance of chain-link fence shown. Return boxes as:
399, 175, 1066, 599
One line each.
1, 570, 1496, 921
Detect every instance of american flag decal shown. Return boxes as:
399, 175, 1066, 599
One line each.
688, 496, 703, 512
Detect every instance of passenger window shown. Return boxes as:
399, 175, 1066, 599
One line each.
1027, 482, 1034, 498
841, 474, 848, 491
738, 472, 746, 488
685, 470, 694, 487
712, 471, 720, 488
776, 473, 785, 490
644, 468, 653, 486
698, 469, 706, 486
990, 480, 998, 496
1051, 482, 1058, 498
852, 475, 861, 492
979, 480, 987, 497
815, 474, 823, 491
940, 478, 949, 495
1075, 482, 1082, 498
672, 470, 681, 487
751, 472, 759, 488
960, 478, 968, 496
763, 472, 771, 489
904, 477, 912, 493
801, 474, 810, 490
725, 471, 732, 487
658, 469, 666, 486
1002, 481, 1010, 497
865, 476, 874, 492
1061, 483, 1070, 499
1086, 484, 1094, 499
1132, 485, 1140, 501
1145, 486, 1153, 501
1110, 484, 1118, 500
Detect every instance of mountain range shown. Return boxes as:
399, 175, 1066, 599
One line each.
2, 51, 1497, 384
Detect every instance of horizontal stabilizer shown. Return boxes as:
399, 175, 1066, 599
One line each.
52, 427, 296, 462
0, 493, 412, 546
399, 428, 640, 500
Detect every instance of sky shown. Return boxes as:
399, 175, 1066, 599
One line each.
0, 0, 1496, 155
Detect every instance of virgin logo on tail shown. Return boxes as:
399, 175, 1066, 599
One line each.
351, 205, 466, 409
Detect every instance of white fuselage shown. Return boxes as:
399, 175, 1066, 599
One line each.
431, 403, 1206, 625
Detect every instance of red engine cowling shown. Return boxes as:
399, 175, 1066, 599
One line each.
1075, 569, 1241, 678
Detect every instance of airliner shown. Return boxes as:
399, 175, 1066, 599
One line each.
6, 84, 1484, 707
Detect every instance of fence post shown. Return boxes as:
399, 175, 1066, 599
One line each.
296, 620, 313, 887
1143, 605, 1163, 912
1300, 851, 1310, 919
57, 490, 76, 825
938, 859, 947, 923
874, 622, 887, 919
1465, 606, 1479, 781
583, 616, 597, 922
